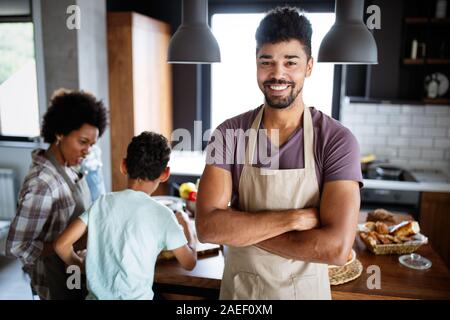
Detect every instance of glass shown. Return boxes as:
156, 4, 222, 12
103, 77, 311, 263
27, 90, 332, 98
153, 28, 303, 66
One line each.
399, 253, 432, 270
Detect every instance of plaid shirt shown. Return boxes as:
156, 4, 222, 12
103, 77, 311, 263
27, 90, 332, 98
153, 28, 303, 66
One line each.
6, 149, 78, 299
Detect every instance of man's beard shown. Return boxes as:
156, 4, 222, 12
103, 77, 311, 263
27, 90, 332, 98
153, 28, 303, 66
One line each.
263, 80, 302, 109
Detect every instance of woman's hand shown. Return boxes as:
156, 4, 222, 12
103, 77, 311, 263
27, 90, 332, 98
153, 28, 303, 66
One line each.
75, 250, 87, 274
54, 218, 88, 271
76, 249, 87, 260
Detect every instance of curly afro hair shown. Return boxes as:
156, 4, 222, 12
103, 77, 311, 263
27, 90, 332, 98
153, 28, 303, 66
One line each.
125, 131, 171, 181
41, 89, 108, 143
255, 6, 312, 58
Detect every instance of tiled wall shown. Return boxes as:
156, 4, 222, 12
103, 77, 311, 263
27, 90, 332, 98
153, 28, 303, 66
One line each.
340, 99, 450, 175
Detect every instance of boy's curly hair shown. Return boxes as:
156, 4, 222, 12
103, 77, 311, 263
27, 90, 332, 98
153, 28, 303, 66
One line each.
41, 89, 108, 143
255, 6, 312, 59
125, 132, 171, 181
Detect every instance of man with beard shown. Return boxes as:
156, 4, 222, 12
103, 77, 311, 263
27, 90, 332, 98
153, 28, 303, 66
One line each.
196, 6, 363, 300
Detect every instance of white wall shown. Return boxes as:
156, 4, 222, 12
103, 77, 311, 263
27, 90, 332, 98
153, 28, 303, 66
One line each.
341, 99, 450, 175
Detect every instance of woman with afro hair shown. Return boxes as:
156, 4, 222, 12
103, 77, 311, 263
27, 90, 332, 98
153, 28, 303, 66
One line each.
7, 88, 108, 300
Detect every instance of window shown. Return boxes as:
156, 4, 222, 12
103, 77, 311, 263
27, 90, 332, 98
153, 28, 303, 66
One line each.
211, 12, 336, 130
0, 21, 40, 139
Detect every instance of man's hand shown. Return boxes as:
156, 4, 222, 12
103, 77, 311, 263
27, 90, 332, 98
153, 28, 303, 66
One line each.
256, 180, 360, 265
197, 165, 323, 247
290, 208, 320, 231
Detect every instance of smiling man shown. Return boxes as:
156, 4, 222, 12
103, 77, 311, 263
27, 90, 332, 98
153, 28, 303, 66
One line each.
196, 7, 363, 300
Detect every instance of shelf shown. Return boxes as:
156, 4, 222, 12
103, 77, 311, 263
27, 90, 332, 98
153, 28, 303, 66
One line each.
403, 59, 450, 65
405, 17, 427, 24
431, 18, 450, 24
423, 98, 450, 105
405, 17, 450, 24
348, 96, 425, 105
347, 96, 450, 106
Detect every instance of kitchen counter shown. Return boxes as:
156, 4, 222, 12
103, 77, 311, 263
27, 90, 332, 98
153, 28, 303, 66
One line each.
169, 151, 450, 193
363, 179, 450, 193
154, 212, 450, 300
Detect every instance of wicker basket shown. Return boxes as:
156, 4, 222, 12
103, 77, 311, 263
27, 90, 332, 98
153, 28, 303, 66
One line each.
362, 239, 425, 255
358, 224, 428, 255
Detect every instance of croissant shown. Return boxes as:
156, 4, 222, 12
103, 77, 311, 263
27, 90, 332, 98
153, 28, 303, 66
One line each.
375, 221, 389, 234
375, 233, 392, 244
360, 232, 378, 247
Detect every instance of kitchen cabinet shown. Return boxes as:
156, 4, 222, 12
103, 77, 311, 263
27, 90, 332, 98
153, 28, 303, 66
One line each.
107, 12, 173, 191
346, 0, 450, 104
420, 192, 450, 268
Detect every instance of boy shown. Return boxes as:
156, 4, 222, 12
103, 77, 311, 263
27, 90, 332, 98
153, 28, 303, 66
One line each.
55, 131, 197, 299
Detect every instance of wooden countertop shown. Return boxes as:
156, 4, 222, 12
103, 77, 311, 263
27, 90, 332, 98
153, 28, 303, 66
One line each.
154, 212, 450, 300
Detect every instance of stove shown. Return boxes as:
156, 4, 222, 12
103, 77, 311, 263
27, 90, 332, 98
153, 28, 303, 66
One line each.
361, 165, 421, 219
363, 164, 418, 182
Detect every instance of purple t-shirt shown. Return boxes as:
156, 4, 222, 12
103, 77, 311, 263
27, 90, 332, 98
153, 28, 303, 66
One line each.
206, 105, 363, 209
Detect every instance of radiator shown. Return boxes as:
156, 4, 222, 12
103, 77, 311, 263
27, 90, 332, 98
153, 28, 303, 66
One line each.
0, 168, 16, 221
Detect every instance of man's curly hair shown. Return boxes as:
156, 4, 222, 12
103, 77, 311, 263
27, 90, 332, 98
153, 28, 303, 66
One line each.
125, 132, 171, 181
41, 89, 108, 143
255, 6, 312, 59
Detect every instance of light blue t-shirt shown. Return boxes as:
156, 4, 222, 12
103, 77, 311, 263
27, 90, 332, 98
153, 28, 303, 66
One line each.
78, 189, 187, 300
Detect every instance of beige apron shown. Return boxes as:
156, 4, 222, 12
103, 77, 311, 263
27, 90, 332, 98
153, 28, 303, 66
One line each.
219, 106, 331, 300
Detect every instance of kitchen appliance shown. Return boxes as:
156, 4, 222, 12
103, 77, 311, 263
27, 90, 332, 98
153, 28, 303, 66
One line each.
375, 164, 403, 179
362, 165, 421, 220
365, 163, 417, 181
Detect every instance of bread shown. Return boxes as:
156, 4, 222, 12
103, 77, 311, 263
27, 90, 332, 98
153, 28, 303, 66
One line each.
375, 233, 392, 244
398, 235, 414, 242
359, 220, 421, 250
364, 221, 376, 231
360, 232, 378, 247
385, 234, 402, 244
367, 208, 395, 223
375, 221, 389, 234
390, 221, 420, 238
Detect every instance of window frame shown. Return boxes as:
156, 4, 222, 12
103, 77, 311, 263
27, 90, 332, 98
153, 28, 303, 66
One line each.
199, 0, 343, 148
0, 0, 47, 148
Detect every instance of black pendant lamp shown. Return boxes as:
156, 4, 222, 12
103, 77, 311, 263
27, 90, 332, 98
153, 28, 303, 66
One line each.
318, 0, 378, 64
168, 0, 221, 64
